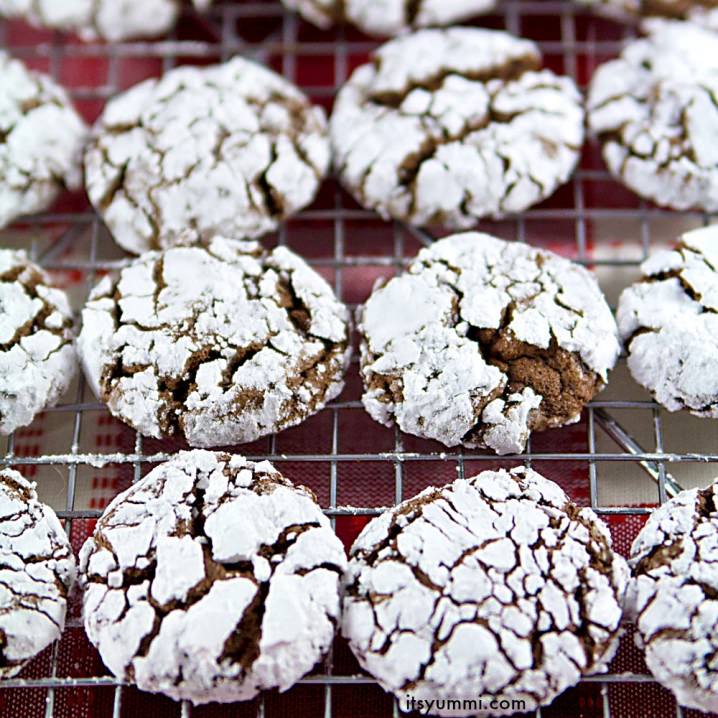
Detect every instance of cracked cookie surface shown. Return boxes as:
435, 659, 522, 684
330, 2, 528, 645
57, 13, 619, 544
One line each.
0, 468, 75, 678
628, 477, 718, 712
281, 0, 495, 37
343, 467, 628, 717
330, 28, 584, 229
0, 249, 77, 435
85, 57, 330, 254
617, 225, 718, 417
77, 236, 351, 447
574, 0, 718, 25
80, 450, 347, 704
0, 0, 212, 42
358, 233, 620, 455
588, 21, 718, 212
0, 51, 87, 229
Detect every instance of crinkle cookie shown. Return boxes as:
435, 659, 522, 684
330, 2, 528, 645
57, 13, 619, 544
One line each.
627, 477, 718, 712
80, 450, 347, 704
588, 21, 718, 212
0, 250, 77, 435
574, 0, 718, 25
343, 467, 629, 717
85, 57, 330, 255
330, 28, 584, 229
0, 468, 75, 678
617, 225, 718, 417
0, 0, 212, 42
0, 52, 87, 229
281, 0, 495, 37
359, 233, 620, 455
77, 236, 351, 446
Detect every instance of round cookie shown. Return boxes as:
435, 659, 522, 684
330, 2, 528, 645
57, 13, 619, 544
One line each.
0, 468, 75, 678
0, 250, 77, 435
343, 467, 629, 716
574, 0, 718, 25
85, 57, 330, 255
80, 450, 347, 704
588, 21, 718, 212
617, 225, 718, 417
330, 28, 584, 229
0, 52, 87, 229
281, 0, 495, 37
358, 233, 620, 455
628, 477, 718, 712
0, 0, 212, 42
76, 236, 351, 446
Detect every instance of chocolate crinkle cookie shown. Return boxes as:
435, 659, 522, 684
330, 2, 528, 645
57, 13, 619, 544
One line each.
359, 233, 620, 455
0, 51, 87, 230
0, 469, 75, 678
281, 0, 495, 37
330, 28, 584, 229
343, 467, 628, 717
574, 0, 718, 25
76, 236, 351, 447
617, 225, 718, 417
0, 249, 77, 435
85, 57, 329, 255
588, 21, 718, 212
0, 0, 212, 42
80, 450, 347, 704
628, 477, 718, 712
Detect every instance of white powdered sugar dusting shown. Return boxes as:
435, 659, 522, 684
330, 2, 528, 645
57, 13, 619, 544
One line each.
617, 224, 718, 417
343, 467, 628, 716
588, 21, 718, 212
281, 0, 494, 36
574, 0, 718, 27
0, 51, 87, 229
0, 0, 212, 42
85, 57, 330, 255
80, 450, 347, 704
358, 233, 620, 455
627, 477, 718, 712
77, 236, 351, 447
0, 468, 75, 678
330, 28, 584, 228
0, 249, 77, 435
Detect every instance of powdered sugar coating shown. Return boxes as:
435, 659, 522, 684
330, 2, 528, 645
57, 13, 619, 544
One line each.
85, 57, 330, 254
0, 0, 212, 42
0, 468, 75, 678
0, 250, 77, 435
617, 225, 718, 417
359, 233, 620, 455
343, 467, 628, 716
627, 477, 718, 712
80, 450, 347, 704
281, 0, 495, 36
330, 28, 584, 229
588, 21, 718, 212
0, 52, 87, 229
77, 236, 351, 446
574, 0, 718, 26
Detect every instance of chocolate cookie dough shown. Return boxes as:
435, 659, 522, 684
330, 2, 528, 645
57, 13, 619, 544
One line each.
343, 467, 628, 716
0, 469, 75, 677
628, 477, 718, 712
0, 250, 77, 435
80, 450, 347, 704
281, 0, 495, 36
0, 51, 87, 229
85, 57, 330, 254
76, 236, 351, 446
330, 28, 584, 229
617, 225, 718, 417
358, 233, 620, 455
588, 21, 718, 212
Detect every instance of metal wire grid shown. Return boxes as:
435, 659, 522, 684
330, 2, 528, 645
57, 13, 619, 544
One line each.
0, 1, 715, 716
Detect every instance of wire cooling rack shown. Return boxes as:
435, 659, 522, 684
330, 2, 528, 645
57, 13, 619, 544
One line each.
0, 1, 717, 717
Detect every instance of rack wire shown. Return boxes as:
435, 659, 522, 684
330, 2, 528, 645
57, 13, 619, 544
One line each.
0, 1, 716, 716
